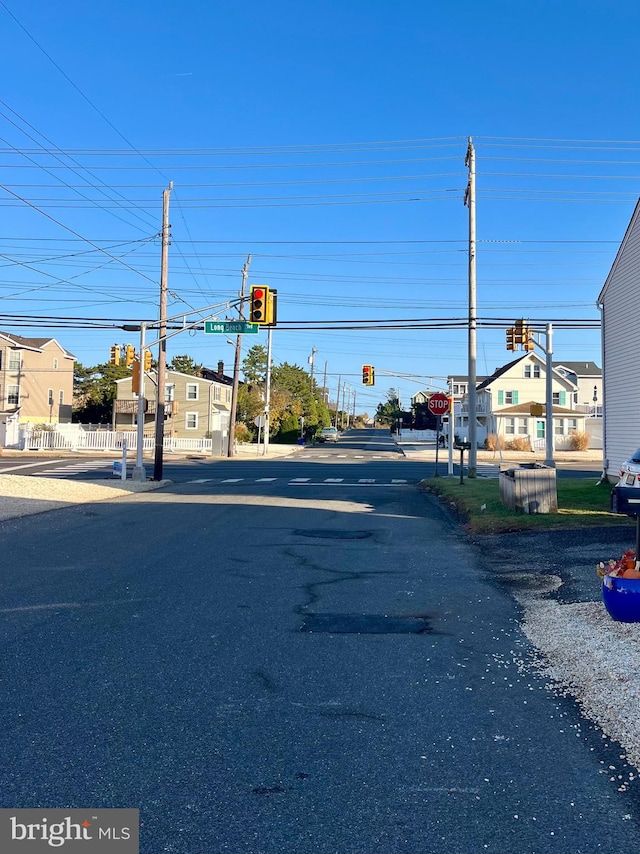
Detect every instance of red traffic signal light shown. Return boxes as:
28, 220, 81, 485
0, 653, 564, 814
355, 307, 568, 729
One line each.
362, 365, 375, 386
250, 285, 271, 324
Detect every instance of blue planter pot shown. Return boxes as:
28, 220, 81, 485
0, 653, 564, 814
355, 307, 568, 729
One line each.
602, 575, 640, 622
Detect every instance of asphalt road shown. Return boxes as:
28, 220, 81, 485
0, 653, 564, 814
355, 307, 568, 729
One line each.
0, 431, 635, 854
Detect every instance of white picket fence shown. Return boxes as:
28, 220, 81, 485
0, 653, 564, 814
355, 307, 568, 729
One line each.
18, 425, 219, 454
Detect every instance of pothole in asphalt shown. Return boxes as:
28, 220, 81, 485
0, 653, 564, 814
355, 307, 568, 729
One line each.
294, 529, 372, 540
300, 613, 433, 634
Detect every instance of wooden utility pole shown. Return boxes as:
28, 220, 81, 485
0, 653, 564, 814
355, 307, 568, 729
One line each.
227, 255, 251, 456
153, 181, 173, 481
465, 138, 477, 477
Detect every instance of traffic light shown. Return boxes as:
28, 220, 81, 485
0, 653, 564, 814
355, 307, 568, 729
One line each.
524, 330, 535, 351
249, 285, 271, 324
362, 364, 375, 386
131, 359, 140, 394
506, 328, 516, 351
109, 345, 121, 365
124, 344, 135, 367
514, 318, 527, 345
143, 350, 152, 371
265, 288, 277, 326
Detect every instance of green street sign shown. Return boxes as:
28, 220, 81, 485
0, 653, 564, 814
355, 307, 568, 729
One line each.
204, 321, 259, 334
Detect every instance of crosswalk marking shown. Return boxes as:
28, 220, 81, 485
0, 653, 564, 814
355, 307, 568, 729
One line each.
391, 479, 408, 483
290, 477, 310, 482
256, 477, 277, 482
184, 476, 414, 487
220, 478, 242, 483
358, 478, 375, 483
324, 478, 344, 482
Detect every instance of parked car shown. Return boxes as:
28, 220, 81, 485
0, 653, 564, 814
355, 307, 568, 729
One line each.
319, 427, 340, 443
617, 449, 640, 486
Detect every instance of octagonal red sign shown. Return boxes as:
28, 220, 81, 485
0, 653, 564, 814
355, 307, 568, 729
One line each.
427, 393, 449, 416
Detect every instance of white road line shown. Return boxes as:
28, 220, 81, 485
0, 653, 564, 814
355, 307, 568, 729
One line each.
324, 478, 344, 482
256, 478, 277, 482
358, 478, 375, 483
189, 478, 213, 483
290, 477, 311, 482
221, 478, 243, 483
0, 459, 108, 473
391, 479, 408, 483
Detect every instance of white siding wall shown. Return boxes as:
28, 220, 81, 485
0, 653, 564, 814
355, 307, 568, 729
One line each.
601, 216, 640, 478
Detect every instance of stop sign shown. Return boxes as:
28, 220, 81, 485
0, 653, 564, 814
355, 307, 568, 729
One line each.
427, 393, 449, 416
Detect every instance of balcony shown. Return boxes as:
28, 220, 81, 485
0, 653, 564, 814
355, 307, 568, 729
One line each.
114, 399, 179, 415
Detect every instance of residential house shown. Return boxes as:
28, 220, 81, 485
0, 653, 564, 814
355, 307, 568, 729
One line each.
113, 364, 233, 451
456, 352, 589, 450
597, 198, 640, 480
0, 332, 74, 446
552, 361, 602, 414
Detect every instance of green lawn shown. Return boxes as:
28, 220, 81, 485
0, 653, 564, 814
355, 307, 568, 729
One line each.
422, 475, 634, 534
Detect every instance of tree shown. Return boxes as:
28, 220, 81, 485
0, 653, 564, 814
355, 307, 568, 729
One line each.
73, 360, 131, 423
242, 344, 267, 385
375, 388, 401, 426
168, 354, 202, 375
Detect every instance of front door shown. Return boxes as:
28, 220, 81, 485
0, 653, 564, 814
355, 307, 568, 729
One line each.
536, 420, 545, 440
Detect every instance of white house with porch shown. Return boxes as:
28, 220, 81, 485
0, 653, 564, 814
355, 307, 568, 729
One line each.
456, 352, 590, 450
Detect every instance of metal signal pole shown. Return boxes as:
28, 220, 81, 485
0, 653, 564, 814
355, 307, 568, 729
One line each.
227, 255, 251, 456
465, 138, 478, 477
153, 181, 173, 481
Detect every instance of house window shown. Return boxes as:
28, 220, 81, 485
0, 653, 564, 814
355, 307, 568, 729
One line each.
8, 351, 21, 371
525, 364, 541, 379
165, 384, 175, 401
58, 390, 64, 405
504, 418, 515, 434
568, 418, 578, 431
53, 358, 58, 370
185, 412, 198, 430
505, 391, 514, 404
7, 384, 19, 405
453, 384, 459, 395
533, 365, 540, 379
225, 387, 231, 403
552, 391, 567, 406
48, 389, 54, 406
524, 365, 531, 378
0, 351, 3, 370
518, 419, 528, 435
213, 386, 221, 402
555, 419, 564, 435
186, 383, 199, 401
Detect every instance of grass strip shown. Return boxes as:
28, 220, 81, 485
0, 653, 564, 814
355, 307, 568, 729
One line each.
422, 475, 634, 534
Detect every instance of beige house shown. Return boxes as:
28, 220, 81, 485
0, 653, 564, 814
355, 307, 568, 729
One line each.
0, 332, 74, 444
113, 365, 233, 441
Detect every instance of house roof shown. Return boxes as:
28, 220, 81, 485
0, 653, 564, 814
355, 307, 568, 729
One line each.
552, 361, 601, 377
0, 331, 75, 359
598, 196, 640, 305
497, 401, 585, 416
476, 355, 527, 391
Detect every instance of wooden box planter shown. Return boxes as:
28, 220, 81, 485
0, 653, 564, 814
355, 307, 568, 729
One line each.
499, 463, 558, 514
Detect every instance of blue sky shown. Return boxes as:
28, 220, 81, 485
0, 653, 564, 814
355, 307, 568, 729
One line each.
1, 0, 638, 414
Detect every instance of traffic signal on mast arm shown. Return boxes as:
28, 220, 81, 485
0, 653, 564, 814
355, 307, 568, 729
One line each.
109, 345, 121, 365
514, 318, 527, 345
124, 344, 135, 367
249, 285, 271, 324
362, 364, 375, 386
523, 329, 535, 351
506, 328, 517, 351
131, 359, 141, 394
143, 350, 152, 371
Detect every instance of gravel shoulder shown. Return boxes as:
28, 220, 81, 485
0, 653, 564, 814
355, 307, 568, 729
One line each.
0, 474, 169, 521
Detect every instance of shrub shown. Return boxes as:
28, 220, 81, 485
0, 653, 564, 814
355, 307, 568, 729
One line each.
233, 422, 252, 444
505, 436, 532, 452
568, 430, 590, 451
484, 433, 501, 451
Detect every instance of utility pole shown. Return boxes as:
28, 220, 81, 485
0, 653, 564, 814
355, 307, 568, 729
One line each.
335, 375, 342, 428
227, 254, 251, 456
153, 181, 173, 481
323, 361, 328, 403
308, 347, 317, 388
132, 322, 147, 482
464, 137, 478, 477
